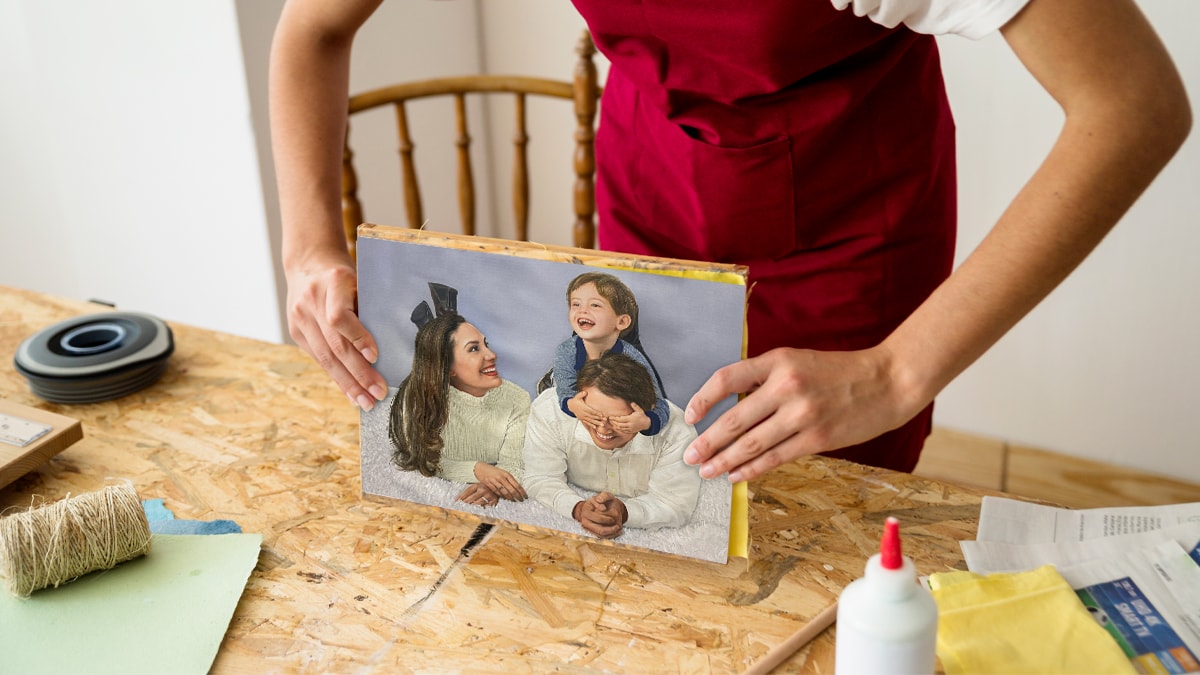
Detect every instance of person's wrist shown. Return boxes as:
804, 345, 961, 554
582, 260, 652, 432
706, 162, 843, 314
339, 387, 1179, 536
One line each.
282, 228, 354, 276
870, 340, 932, 422
572, 501, 584, 522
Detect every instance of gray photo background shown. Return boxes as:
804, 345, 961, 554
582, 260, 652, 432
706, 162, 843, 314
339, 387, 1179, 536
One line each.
356, 235, 746, 563
358, 237, 745, 420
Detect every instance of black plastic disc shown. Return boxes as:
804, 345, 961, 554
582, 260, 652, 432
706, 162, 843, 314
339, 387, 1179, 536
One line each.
14, 311, 174, 404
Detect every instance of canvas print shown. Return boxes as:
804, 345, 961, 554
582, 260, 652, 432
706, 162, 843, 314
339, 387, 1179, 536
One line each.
357, 227, 746, 563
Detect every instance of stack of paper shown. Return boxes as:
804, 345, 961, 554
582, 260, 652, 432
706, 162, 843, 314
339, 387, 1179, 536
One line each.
962, 497, 1200, 673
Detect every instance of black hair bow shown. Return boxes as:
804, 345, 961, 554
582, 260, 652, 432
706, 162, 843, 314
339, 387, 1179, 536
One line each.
410, 282, 459, 328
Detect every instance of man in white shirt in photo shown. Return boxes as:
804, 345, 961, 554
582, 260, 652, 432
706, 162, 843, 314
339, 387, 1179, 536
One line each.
523, 353, 702, 539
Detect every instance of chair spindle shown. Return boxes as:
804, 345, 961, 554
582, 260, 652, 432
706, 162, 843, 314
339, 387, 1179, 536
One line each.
341, 130, 365, 261
395, 102, 423, 230
573, 31, 599, 249
512, 93, 530, 242
453, 93, 476, 237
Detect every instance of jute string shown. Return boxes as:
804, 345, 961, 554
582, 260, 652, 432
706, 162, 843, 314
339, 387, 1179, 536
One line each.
0, 483, 152, 597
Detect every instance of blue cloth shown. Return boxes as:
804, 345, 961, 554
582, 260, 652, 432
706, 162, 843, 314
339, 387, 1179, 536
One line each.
142, 498, 242, 535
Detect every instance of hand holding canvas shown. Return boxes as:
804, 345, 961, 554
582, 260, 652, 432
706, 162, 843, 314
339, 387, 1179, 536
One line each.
283, 253, 387, 412
683, 347, 923, 484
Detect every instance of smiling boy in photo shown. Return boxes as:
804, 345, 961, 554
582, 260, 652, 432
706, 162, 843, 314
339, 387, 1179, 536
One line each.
545, 272, 670, 437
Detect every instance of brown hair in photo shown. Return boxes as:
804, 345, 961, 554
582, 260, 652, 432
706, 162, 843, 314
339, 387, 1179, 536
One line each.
388, 312, 466, 476
576, 352, 658, 412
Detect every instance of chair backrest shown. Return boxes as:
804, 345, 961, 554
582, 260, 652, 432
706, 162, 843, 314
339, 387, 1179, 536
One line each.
341, 30, 600, 260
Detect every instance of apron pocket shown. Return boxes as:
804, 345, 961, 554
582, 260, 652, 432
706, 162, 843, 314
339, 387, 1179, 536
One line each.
646, 129, 797, 262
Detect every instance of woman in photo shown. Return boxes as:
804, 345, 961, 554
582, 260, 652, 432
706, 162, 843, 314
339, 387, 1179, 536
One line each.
388, 310, 531, 507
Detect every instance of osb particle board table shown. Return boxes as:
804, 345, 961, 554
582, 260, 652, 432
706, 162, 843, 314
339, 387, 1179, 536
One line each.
0, 285, 992, 673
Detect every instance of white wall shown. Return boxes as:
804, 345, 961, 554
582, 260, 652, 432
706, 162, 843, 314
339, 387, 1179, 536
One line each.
2, 1, 1196, 482
0, 0, 483, 345
934, 3, 1200, 481
0, 1, 282, 342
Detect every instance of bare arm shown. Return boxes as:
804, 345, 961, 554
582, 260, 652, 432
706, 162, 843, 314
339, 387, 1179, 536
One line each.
684, 0, 1191, 481
269, 0, 388, 410
892, 0, 1192, 403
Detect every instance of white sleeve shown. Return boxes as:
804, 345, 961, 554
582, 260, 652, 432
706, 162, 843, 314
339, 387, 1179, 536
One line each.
522, 392, 582, 520
622, 409, 702, 531
829, 0, 1032, 40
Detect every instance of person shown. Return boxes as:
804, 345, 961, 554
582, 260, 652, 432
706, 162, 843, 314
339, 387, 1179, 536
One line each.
548, 272, 669, 437
523, 353, 701, 539
387, 310, 530, 507
269, 1, 1191, 482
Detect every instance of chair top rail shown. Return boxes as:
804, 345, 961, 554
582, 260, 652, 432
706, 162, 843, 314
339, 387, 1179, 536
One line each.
349, 75, 574, 113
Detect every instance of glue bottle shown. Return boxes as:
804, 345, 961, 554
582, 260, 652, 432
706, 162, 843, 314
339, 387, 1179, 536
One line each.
835, 516, 938, 675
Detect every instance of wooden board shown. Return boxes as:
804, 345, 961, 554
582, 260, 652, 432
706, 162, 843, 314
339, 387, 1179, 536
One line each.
0, 399, 82, 491
359, 225, 750, 279
0, 284, 994, 673
914, 425, 1200, 509
1006, 443, 1200, 509
914, 426, 1007, 491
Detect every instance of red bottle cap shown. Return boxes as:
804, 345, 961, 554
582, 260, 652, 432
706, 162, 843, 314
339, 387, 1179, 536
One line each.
880, 516, 903, 570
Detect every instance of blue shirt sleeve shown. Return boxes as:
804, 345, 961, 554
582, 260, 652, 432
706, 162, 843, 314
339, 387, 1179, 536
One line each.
552, 336, 584, 416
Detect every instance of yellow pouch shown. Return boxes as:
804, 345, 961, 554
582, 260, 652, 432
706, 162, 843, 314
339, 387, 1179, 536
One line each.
929, 565, 1136, 674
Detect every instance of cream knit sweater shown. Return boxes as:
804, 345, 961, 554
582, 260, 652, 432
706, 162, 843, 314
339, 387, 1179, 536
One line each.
434, 379, 531, 484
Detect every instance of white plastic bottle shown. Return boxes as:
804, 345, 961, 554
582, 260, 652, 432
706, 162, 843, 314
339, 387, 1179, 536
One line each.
835, 516, 939, 675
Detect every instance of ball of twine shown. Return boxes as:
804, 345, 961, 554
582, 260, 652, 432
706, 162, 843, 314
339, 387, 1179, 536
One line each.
0, 483, 152, 597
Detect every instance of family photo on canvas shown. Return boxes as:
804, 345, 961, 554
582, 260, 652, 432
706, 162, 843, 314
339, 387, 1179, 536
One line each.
356, 229, 746, 563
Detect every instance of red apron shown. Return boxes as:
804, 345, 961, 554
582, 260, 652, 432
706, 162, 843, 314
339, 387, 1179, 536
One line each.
572, 0, 957, 472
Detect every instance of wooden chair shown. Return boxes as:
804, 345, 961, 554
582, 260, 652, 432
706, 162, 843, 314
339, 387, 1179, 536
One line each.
341, 30, 600, 260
